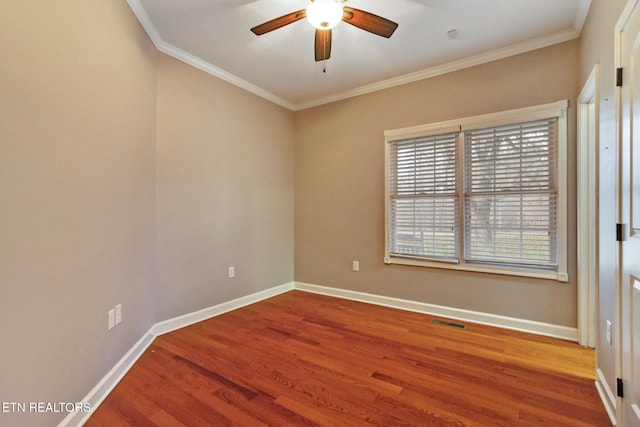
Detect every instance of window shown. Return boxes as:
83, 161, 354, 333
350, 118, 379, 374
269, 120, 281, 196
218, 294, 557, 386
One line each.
388, 132, 459, 261
384, 101, 568, 281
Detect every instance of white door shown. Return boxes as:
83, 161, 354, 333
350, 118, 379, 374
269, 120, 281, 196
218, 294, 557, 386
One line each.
619, 0, 640, 424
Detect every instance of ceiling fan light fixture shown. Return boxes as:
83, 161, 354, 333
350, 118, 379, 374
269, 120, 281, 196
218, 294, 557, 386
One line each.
306, 0, 343, 30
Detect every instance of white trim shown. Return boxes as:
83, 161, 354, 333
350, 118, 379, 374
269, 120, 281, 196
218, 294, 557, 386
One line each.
384, 141, 391, 264
385, 100, 568, 141
578, 65, 599, 102
293, 282, 578, 341
384, 256, 567, 282
595, 368, 618, 426
156, 42, 296, 111
151, 282, 294, 335
617, 0, 640, 33
58, 330, 156, 427
577, 65, 600, 348
384, 101, 569, 283
126, 0, 582, 111
557, 102, 569, 283
58, 282, 294, 427
59, 280, 581, 426
125, 0, 295, 111
126, 0, 163, 50
573, 0, 593, 35
294, 30, 581, 111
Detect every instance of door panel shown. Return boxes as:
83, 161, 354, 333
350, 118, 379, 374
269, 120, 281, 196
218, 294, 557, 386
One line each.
620, 1, 640, 424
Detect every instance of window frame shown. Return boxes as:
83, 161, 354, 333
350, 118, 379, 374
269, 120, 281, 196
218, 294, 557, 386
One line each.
384, 100, 569, 282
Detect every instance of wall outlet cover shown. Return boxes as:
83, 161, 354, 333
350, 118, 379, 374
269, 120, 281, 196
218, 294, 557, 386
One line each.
115, 304, 122, 325
108, 309, 115, 330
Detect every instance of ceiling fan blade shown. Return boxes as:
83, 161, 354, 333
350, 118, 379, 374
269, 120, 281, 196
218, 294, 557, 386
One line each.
315, 29, 332, 61
251, 9, 306, 35
342, 7, 398, 38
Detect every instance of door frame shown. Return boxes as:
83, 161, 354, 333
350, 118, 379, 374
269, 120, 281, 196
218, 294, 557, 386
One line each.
577, 65, 600, 349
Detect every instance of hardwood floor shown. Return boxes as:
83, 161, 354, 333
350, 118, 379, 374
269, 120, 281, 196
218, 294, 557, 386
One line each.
87, 291, 611, 426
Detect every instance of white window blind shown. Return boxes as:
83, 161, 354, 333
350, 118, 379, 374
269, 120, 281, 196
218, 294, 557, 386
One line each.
463, 119, 558, 268
388, 132, 458, 261
385, 101, 567, 280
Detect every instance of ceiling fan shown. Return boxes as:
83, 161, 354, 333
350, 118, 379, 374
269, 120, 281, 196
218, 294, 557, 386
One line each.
250, 0, 398, 62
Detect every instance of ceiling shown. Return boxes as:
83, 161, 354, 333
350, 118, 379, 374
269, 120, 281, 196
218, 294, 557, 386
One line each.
127, 0, 591, 111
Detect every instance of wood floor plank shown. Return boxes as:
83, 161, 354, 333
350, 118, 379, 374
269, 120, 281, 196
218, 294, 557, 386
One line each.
86, 291, 611, 426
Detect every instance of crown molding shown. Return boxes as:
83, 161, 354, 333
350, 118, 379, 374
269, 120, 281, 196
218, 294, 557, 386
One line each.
126, 0, 295, 111
126, 0, 162, 50
157, 42, 296, 110
573, 0, 592, 34
294, 27, 581, 110
128, 0, 583, 112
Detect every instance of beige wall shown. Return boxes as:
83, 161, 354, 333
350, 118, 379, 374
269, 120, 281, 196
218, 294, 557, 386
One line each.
0, 4, 296, 425
155, 54, 295, 320
578, 0, 628, 410
0, 1, 157, 426
0, 1, 612, 424
295, 40, 580, 327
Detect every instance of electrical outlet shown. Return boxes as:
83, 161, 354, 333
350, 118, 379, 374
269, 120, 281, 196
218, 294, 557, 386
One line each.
352, 260, 359, 272
606, 320, 612, 345
229, 266, 235, 278
108, 309, 115, 330
115, 304, 122, 325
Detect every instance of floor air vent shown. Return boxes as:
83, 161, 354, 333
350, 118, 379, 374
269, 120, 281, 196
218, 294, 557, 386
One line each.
430, 319, 467, 330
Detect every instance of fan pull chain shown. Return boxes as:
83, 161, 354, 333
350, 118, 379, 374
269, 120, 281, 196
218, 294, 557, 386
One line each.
322, 33, 328, 73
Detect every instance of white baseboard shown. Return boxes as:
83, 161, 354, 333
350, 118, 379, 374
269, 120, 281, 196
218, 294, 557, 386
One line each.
151, 282, 294, 336
58, 282, 294, 427
58, 329, 156, 427
595, 368, 617, 426
61, 280, 582, 426
293, 281, 579, 341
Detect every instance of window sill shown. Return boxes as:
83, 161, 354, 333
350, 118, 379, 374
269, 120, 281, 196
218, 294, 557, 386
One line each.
384, 256, 569, 282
